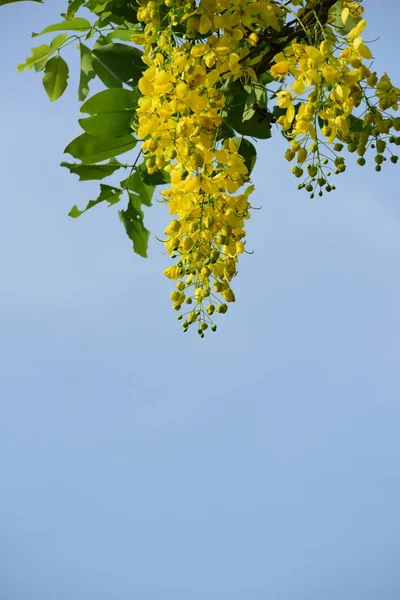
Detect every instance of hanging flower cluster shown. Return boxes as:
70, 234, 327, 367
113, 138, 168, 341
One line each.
271, 13, 400, 196
132, 0, 286, 335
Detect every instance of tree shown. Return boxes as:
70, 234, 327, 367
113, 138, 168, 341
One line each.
3, 0, 400, 335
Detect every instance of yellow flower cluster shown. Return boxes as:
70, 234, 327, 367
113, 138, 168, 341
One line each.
270, 10, 400, 196
134, 0, 283, 334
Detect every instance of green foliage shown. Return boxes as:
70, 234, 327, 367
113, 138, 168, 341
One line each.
92, 54, 123, 89
66, 0, 85, 19
137, 162, 170, 186
119, 194, 150, 258
32, 17, 92, 37
91, 44, 144, 85
18, 34, 67, 72
0, 0, 42, 4
64, 133, 138, 164
78, 88, 139, 137
61, 161, 122, 181
120, 170, 155, 207
226, 84, 272, 139
230, 106, 273, 139
79, 111, 133, 137
347, 114, 372, 134
78, 42, 96, 101
69, 183, 122, 217
80, 88, 139, 114
17, 44, 50, 72
109, 26, 141, 42
42, 55, 69, 101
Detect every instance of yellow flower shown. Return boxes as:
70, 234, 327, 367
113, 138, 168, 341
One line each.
270, 60, 290, 78
348, 19, 367, 39
277, 91, 293, 108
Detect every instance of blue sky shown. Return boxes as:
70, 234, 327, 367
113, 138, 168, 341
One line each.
1, 2, 400, 598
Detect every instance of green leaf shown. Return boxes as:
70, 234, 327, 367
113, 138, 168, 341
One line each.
79, 89, 139, 137
92, 54, 123, 88
229, 104, 272, 139
254, 84, 267, 106
121, 169, 154, 206
233, 137, 257, 175
223, 81, 243, 108
78, 42, 95, 101
259, 71, 274, 85
0, 0, 42, 4
39, 34, 68, 70
66, 0, 85, 19
98, 10, 113, 24
64, 132, 137, 163
61, 160, 122, 181
109, 27, 140, 42
119, 194, 149, 258
79, 111, 133, 137
272, 105, 286, 120
138, 162, 170, 185
317, 115, 325, 130
106, 3, 138, 24
42, 55, 69, 101
18, 34, 68, 73
81, 88, 139, 115
92, 43, 144, 85
17, 44, 50, 72
348, 114, 372, 134
94, 10, 122, 27
69, 183, 122, 218
333, 114, 372, 143
243, 91, 256, 122
33, 17, 92, 37
90, 2, 138, 25
226, 81, 271, 138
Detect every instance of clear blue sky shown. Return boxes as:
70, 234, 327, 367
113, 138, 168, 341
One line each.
1, 2, 400, 598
